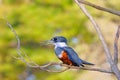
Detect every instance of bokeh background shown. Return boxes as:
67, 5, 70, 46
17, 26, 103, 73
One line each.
0, 0, 120, 80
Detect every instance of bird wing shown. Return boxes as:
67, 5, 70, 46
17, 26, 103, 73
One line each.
62, 47, 83, 66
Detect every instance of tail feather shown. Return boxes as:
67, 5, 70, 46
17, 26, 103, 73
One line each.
82, 60, 94, 65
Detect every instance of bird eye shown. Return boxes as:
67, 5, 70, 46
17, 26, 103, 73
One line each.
53, 38, 57, 41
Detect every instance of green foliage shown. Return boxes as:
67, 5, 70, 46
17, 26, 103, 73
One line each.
8, 4, 94, 42
3, 0, 24, 5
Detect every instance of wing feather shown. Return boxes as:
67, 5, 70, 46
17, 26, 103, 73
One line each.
63, 47, 83, 66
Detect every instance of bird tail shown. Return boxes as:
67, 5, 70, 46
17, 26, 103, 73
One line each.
82, 60, 94, 65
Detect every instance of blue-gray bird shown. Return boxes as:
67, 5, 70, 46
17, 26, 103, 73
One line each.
49, 36, 94, 67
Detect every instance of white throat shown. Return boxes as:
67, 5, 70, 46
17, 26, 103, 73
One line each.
54, 42, 67, 48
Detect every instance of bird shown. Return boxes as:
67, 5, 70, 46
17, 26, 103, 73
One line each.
48, 36, 94, 67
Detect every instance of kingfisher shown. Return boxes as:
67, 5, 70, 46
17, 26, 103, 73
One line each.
48, 36, 94, 67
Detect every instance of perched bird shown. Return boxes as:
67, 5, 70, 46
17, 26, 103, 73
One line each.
48, 36, 94, 67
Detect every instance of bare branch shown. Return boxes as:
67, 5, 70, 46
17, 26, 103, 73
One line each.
80, 66, 112, 73
31, 62, 112, 73
77, 0, 120, 16
39, 62, 70, 73
6, 21, 42, 69
114, 26, 120, 64
6, 21, 33, 66
61, 64, 112, 73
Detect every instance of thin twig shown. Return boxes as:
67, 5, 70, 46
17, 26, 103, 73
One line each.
39, 62, 70, 73
61, 64, 112, 73
6, 21, 42, 69
29, 62, 112, 73
77, 0, 120, 16
114, 26, 120, 64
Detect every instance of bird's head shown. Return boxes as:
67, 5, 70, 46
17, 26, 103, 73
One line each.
48, 36, 68, 48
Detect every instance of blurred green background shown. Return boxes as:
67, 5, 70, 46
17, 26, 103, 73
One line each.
0, 0, 120, 80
